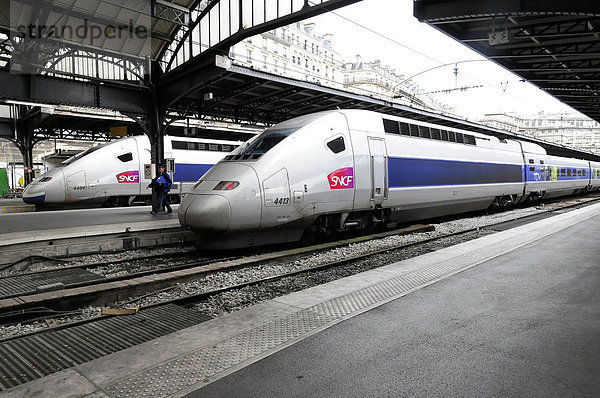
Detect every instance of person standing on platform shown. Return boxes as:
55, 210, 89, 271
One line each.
146, 163, 173, 216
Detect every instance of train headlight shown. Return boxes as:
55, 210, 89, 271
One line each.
213, 181, 239, 190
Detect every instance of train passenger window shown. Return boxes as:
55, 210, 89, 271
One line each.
572, 169, 576, 176
463, 135, 476, 145
447, 131, 456, 142
409, 124, 420, 137
382, 119, 399, 134
418, 125, 431, 139
197, 143, 207, 150
172, 141, 187, 150
327, 136, 346, 154
560, 169, 566, 177
117, 152, 133, 162
455, 133, 464, 143
578, 170, 582, 177
567, 169, 572, 177
528, 159, 534, 164
540, 160, 545, 164
399, 122, 410, 135
441, 130, 449, 141
430, 128, 441, 140
529, 167, 535, 172
209, 144, 220, 151
583, 170, 586, 177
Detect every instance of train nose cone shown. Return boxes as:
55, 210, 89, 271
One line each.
179, 194, 231, 232
22, 184, 45, 204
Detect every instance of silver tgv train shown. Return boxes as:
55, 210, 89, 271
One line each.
23, 135, 242, 207
178, 110, 600, 249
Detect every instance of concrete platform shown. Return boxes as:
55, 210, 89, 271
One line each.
3, 203, 600, 398
0, 205, 181, 245
0, 205, 191, 266
0, 198, 34, 214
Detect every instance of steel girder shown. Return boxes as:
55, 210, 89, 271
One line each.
0, 70, 151, 114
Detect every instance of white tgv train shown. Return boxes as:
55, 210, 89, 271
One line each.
22, 135, 242, 206
179, 110, 600, 249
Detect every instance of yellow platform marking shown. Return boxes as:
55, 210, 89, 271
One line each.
1, 205, 35, 213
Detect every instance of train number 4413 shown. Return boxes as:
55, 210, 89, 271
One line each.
274, 197, 290, 205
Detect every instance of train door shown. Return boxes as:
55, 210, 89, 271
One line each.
66, 171, 87, 200
368, 137, 387, 205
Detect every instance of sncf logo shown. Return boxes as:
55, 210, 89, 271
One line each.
328, 167, 354, 190
116, 170, 139, 183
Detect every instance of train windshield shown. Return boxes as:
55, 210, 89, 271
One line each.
238, 127, 299, 155
61, 145, 102, 166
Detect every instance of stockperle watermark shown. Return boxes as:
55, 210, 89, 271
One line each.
9, 0, 152, 73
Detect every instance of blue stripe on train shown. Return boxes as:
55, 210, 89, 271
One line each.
173, 163, 214, 182
388, 157, 523, 188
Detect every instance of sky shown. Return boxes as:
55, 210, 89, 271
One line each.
307, 0, 579, 121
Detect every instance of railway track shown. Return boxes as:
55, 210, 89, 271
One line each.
2, 194, 599, 321
0, 195, 598, 390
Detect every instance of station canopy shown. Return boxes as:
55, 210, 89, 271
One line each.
414, 1, 600, 123
0, 1, 599, 162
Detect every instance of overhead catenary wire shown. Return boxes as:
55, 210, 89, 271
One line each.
306, 0, 556, 113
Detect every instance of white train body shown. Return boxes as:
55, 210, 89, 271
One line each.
22, 135, 241, 206
178, 110, 600, 249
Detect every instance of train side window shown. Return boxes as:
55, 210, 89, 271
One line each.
567, 169, 572, 177
455, 133, 464, 143
528, 159, 534, 164
327, 136, 346, 154
529, 167, 535, 172
463, 134, 476, 145
583, 169, 586, 177
171, 140, 187, 150
560, 169, 566, 177
441, 130, 449, 141
117, 152, 133, 162
409, 124, 420, 137
382, 119, 400, 134
399, 122, 410, 135
430, 128, 441, 140
418, 125, 431, 139
447, 131, 456, 142
197, 143, 207, 150
540, 160, 545, 164
578, 170, 582, 177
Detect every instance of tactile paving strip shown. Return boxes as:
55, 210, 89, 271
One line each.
104, 310, 336, 397
104, 253, 487, 397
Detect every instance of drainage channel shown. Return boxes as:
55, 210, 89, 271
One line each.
0, 268, 105, 298
0, 304, 210, 390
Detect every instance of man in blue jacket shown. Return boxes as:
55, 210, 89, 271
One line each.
146, 163, 173, 215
